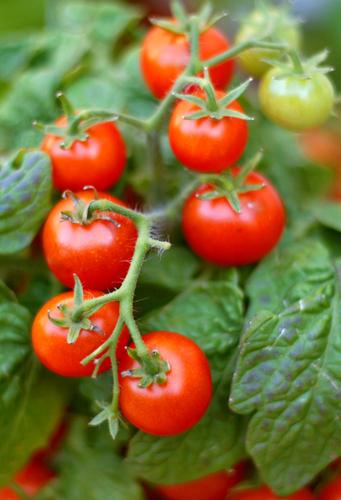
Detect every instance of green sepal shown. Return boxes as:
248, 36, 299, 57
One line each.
121, 347, 171, 388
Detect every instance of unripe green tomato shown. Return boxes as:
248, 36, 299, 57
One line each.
259, 68, 335, 132
235, 8, 301, 78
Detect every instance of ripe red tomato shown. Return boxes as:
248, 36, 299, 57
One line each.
42, 190, 137, 291
227, 485, 313, 500
156, 463, 245, 500
182, 170, 285, 266
141, 24, 234, 99
119, 331, 212, 436
41, 117, 126, 192
0, 457, 55, 499
317, 475, 341, 500
169, 90, 248, 173
32, 291, 129, 377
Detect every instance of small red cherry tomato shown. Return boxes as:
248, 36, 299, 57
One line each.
169, 90, 248, 173
317, 475, 341, 500
0, 456, 55, 499
119, 331, 212, 436
41, 118, 126, 192
32, 291, 129, 377
156, 462, 245, 500
182, 170, 285, 266
141, 24, 234, 99
42, 190, 138, 291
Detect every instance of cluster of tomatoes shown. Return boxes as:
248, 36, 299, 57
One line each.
21, 3, 338, 499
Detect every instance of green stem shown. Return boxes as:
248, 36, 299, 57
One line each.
109, 340, 120, 414
203, 39, 288, 68
288, 48, 305, 74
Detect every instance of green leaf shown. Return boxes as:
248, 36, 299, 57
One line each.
0, 281, 31, 379
230, 240, 341, 495
0, 360, 70, 486
313, 201, 341, 232
45, 419, 144, 500
127, 399, 247, 485
0, 35, 39, 83
56, 1, 142, 48
127, 276, 247, 484
0, 151, 52, 254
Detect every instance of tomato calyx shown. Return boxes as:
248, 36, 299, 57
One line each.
89, 403, 125, 440
33, 92, 118, 149
121, 347, 171, 388
265, 48, 333, 80
150, 1, 226, 37
175, 70, 253, 121
60, 190, 120, 227
200, 151, 264, 213
48, 276, 101, 344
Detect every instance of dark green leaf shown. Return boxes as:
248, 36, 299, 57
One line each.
0, 360, 70, 486
231, 240, 341, 494
45, 419, 143, 500
0, 151, 52, 254
0, 280, 31, 379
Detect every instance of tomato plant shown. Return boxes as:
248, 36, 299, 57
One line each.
259, 67, 335, 131
32, 290, 129, 377
42, 190, 138, 290
41, 117, 126, 192
141, 24, 234, 99
155, 463, 245, 500
169, 90, 248, 173
235, 5, 301, 78
182, 170, 285, 266
0, 0, 339, 498
119, 331, 212, 436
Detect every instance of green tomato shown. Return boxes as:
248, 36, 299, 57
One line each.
235, 8, 301, 78
259, 68, 335, 132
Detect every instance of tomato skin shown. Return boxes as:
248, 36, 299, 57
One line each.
317, 476, 341, 500
156, 463, 245, 500
32, 291, 129, 377
169, 91, 248, 173
42, 190, 137, 291
259, 69, 335, 132
235, 9, 301, 78
119, 331, 212, 436
227, 485, 313, 500
141, 24, 234, 99
41, 118, 126, 192
182, 170, 285, 266
0, 457, 55, 499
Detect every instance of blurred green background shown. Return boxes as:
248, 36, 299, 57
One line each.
1, 0, 341, 86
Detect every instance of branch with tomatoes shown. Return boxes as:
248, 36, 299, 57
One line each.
31, 0, 336, 440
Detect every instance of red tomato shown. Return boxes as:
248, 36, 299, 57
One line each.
227, 485, 313, 500
119, 331, 212, 436
169, 90, 248, 173
182, 170, 285, 266
41, 118, 126, 192
32, 291, 129, 377
0, 457, 55, 499
141, 24, 234, 99
317, 475, 341, 500
34, 419, 69, 461
156, 463, 245, 500
42, 190, 137, 291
